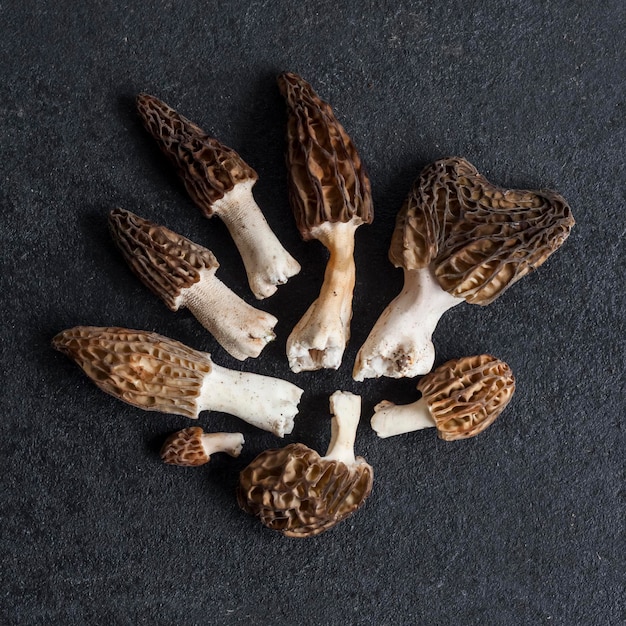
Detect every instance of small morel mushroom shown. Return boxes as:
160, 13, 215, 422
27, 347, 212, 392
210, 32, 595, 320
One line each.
52, 327, 303, 437
278, 72, 373, 372
353, 157, 575, 380
238, 391, 373, 537
161, 427, 244, 466
136, 93, 301, 299
371, 355, 515, 441
109, 208, 277, 361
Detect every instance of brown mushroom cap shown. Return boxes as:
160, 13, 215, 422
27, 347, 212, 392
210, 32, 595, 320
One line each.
109, 209, 219, 311
237, 443, 373, 537
417, 354, 515, 441
52, 326, 212, 418
161, 427, 211, 466
277, 72, 373, 240
389, 157, 575, 305
136, 93, 257, 217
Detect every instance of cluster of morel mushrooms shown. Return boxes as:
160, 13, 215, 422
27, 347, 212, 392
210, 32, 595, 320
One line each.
53, 72, 574, 538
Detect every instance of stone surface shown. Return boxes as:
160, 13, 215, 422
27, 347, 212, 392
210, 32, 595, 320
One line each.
1, 1, 624, 624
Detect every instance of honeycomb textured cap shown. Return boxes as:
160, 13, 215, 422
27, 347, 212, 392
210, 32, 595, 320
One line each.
237, 443, 373, 537
136, 93, 257, 216
388, 157, 575, 304
417, 354, 515, 441
277, 72, 373, 240
109, 209, 219, 311
51, 326, 212, 418
161, 427, 210, 466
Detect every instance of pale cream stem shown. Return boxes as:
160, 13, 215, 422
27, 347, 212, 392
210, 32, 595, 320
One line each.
181, 269, 277, 361
324, 391, 361, 465
198, 362, 303, 437
370, 397, 435, 438
353, 266, 463, 380
200, 432, 245, 458
213, 180, 301, 299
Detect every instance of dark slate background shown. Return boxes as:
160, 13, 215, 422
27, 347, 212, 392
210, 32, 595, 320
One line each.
1, 1, 624, 624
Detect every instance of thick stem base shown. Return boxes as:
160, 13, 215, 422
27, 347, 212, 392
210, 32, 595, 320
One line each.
353, 266, 462, 380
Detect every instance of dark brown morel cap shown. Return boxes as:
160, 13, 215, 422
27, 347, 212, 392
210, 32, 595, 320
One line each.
52, 327, 212, 418
161, 427, 211, 466
108, 209, 219, 311
389, 157, 575, 305
277, 72, 373, 240
417, 354, 515, 441
237, 443, 373, 537
136, 93, 257, 216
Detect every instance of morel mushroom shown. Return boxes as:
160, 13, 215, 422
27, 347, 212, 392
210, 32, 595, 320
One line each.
109, 208, 277, 361
353, 157, 575, 380
371, 355, 515, 440
161, 427, 244, 466
52, 327, 303, 437
136, 93, 301, 299
278, 72, 373, 372
238, 391, 373, 537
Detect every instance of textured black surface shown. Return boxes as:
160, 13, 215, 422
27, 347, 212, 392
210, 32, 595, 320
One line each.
1, 1, 624, 624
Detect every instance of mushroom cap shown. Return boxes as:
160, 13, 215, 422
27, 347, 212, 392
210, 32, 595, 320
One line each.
109, 208, 219, 311
389, 157, 575, 305
237, 443, 373, 537
136, 93, 257, 217
277, 72, 373, 240
417, 354, 515, 441
52, 326, 212, 418
161, 427, 211, 466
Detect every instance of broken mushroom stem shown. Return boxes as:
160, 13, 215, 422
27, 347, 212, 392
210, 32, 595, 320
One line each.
353, 266, 463, 380
371, 398, 434, 438
287, 220, 357, 372
324, 390, 361, 465
199, 431, 245, 458
181, 269, 277, 360
212, 179, 301, 299
198, 362, 303, 436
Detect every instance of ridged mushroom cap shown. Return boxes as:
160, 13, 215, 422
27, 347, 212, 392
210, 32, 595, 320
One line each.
389, 157, 575, 305
417, 354, 515, 441
238, 443, 373, 537
136, 93, 257, 216
161, 427, 211, 466
52, 326, 212, 418
109, 208, 219, 311
277, 72, 373, 240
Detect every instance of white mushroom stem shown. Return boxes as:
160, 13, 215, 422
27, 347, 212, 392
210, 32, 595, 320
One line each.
324, 391, 361, 465
212, 180, 301, 299
179, 269, 277, 361
201, 432, 245, 458
287, 220, 357, 372
370, 398, 435, 438
198, 362, 303, 438
353, 266, 463, 380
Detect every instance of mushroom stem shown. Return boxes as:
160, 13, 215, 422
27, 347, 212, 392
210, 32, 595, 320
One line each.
181, 270, 277, 360
213, 180, 301, 299
370, 397, 435, 438
353, 266, 463, 380
287, 221, 357, 372
200, 432, 245, 458
198, 362, 304, 437
324, 391, 361, 465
